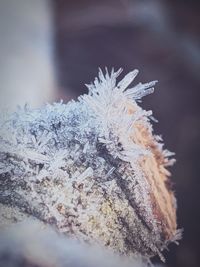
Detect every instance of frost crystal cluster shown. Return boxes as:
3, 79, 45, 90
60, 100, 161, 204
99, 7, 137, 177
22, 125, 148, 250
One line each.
0, 69, 180, 261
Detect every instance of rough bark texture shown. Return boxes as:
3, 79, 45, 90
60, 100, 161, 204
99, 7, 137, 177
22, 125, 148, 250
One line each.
0, 69, 180, 261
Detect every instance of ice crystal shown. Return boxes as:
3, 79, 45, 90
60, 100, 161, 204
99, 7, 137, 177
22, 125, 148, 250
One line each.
0, 69, 178, 262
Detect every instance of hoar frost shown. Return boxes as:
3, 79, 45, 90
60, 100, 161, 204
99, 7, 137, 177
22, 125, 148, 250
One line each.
0, 68, 180, 262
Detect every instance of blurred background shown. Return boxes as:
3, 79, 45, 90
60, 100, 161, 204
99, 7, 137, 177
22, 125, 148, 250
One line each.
0, 0, 200, 266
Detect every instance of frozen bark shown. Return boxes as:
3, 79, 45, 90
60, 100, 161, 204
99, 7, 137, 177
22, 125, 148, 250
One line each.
0, 69, 180, 262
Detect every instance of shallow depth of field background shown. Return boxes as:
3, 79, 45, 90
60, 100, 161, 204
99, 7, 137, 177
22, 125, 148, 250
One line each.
0, 0, 200, 267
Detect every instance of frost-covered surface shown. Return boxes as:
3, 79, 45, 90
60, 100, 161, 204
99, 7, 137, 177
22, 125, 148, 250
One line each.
0, 69, 179, 261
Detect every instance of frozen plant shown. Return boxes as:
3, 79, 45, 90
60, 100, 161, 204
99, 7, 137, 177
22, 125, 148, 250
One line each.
0, 68, 181, 263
